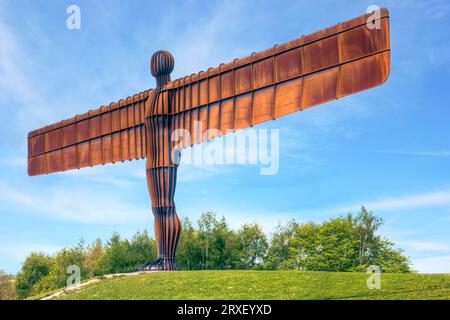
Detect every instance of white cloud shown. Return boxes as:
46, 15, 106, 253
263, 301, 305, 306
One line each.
0, 180, 150, 225
400, 241, 450, 252
56, 165, 139, 189
0, 181, 33, 206
0, 22, 55, 132
224, 210, 294, 235
38, 187, 149, 224
313, 189, 450, 216
0, 243, 62, 264
378, 150, 450, 157
423, 1, 449, 19
0, 157, 27, 168
413, 255, 450, 274
164, 1, 257, 80
178, 164, 229, 183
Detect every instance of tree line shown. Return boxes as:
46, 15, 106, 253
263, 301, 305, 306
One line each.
13, 207, 411, 299
0, 270, 15, 300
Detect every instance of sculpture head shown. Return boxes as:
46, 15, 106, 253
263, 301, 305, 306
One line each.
151, 50, 175, 88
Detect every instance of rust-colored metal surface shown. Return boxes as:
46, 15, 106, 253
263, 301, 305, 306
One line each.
142, 51, 181, 270
27, 9, 391, 270
27, 90, 151, 176
167, 8, 390, 148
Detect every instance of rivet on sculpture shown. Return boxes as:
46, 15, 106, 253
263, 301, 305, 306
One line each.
27, 9, 391, 271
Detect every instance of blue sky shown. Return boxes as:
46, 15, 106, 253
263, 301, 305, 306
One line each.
1, 0, 450, 274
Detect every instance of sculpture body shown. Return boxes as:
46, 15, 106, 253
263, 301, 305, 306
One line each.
27, 9, 391, 271
143, 51, 181, 270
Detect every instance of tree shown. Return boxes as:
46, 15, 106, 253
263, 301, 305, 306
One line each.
283, 219, 359, 271
197, 211, 217, 269
277, 208, 412, 272
15, 253, 54, 299
236, 224, 268, 269
128, 230, 157, 268
35, 241, 86, 293
264, 220, 298, 270
358, 238, 412, 273
0, 270, 13, 280
97, 232, 132, 274
350, 206, 383, 266
0, 270, 15, 300
177, 218, 202, 270
347, 207, 412, 272
177, 215, 238, 270
84, 239, 104, 277
196, 212, 234, 269
209, 216, 236, 269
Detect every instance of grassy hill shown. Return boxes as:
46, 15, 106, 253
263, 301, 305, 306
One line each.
35, 270, 450, 300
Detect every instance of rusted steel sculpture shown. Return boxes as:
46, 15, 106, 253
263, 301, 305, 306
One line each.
27, 9, 391, 270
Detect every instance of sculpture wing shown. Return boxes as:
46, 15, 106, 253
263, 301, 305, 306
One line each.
27, 90, 152, 176
167, 8, 390, 147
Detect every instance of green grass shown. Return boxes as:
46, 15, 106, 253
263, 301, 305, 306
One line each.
39, 271, 450, 300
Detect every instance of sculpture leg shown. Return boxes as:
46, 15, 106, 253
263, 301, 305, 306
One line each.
137, 112, 182, 271
144, 165, 181, 270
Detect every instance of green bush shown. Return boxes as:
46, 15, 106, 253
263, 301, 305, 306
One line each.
15, 253, 54, 299
127, 231, 157, 269
84, 239, 104, 277
271, 207, 411, 272
34, 243, 86, 293
96, 231, 156, 274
